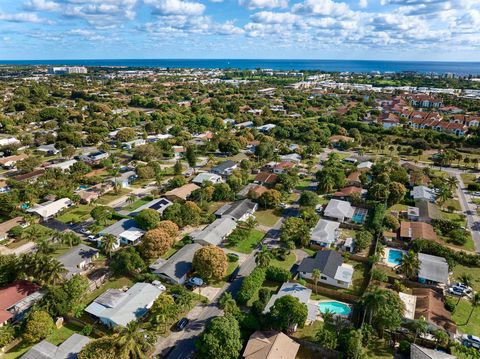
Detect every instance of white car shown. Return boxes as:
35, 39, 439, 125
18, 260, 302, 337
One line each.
152, 280, 166, 291
463, 334, 480, 350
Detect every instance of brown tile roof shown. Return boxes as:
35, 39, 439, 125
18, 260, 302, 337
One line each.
333, 186, 362, 197
412, 288, 456, 334
165, 183, 200, 201
0, 217, 24, 237
254, 172, 278, 184
347, 171, 362, 183
243, 331, 300, 359
0, 154, 28, 166
250, 185, 268, 198
400, 221, 437, 241
13, 169, 45, 182
0, 280, 40, 323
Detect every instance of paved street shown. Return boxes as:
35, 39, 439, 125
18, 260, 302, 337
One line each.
455, 173, 480, 252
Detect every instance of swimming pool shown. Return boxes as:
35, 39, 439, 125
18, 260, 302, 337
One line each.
387, 249, 404, 266
352, 208, 368, 224
318, 301, 352, 316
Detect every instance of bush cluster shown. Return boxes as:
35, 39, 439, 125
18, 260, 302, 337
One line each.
237, 268, 266, 305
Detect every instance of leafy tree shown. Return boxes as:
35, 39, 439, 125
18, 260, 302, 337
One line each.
90, 206, 113, 225
150, 293, 179, 333
280, 217, 310, 247
193, 246, 227, 281
78, 337, 119, 359
355, 230, 374, 252
185, 145, 197, 168
315, 327, 337, 349
196, 315, 242, 359
387, 182, 406, 206
139, 228, 175, 259
414, 316, 428, 343
116, 128, 136, 142
368, 183, 390, 202
110, 247, 145, 276
0, 254, 19, 286
23, 310, 54, 343
383, 214, 400, 231
267, 295, 308, 330
259, 189, 281, 209
299, 191, 319, 207
46, 274, 89, 317
339, 329, 367, 359
135, 209, 161, 230
16, 157, 42, 173
255, 245, 273, 268
173, 160, 183, 176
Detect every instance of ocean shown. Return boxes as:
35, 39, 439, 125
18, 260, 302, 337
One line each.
1, 59, 480, 75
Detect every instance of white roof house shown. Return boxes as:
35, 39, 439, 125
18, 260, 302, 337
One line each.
411, 186, 436, 203
357, 161, 373, 170
99, 219, 145, 245
27, 198, 72, 220
47, 159, 77, 171
323, 199, 355, 222
0, 137, 20, 147
310, 219, 340, 247
192, 172, 223, 185
85, 282, 163, 327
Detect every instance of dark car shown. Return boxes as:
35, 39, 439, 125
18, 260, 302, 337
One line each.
228, 266, 240, 283
174, 318, 190, 331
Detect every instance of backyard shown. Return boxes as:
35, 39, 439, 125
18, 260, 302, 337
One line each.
254, 210, 281, 227
96, 188, 132, 205
226, 229, 265, 254
56, 204, 95, 223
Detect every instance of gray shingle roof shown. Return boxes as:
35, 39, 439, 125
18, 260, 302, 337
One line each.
217, 199, 257, 221
212, 160, 236, 173
192, 217, 237, 246
150, 243, 202, 283
99, 218, 138, 237
21, 333, 90, 359
418, 253, 449, 284
57, 244, 98, 276
298, 250, 344, 278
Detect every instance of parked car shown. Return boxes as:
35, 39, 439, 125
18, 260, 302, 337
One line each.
186, 277, 203, 290
463, 334, 480, 350
448, 287, 464, 296
449, 283, 473, 297
174, 318, 190, 331
152, 280, 166, 291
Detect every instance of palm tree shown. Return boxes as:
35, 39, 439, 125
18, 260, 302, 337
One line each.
414, 316, 428, 344
459, 273, 473, 287
127, 194, 137, 204
464, 157, 471, 169
312, 269, 321, 294
433, 329, 449, 349
103, 234, 117, 259
436, 186, 452, 207
361, 288, 388, 325
36, 238, 54, 255
115, 321, 151, 359
255, 245, 273, 268
398, 250, 419, 280
21, 225, 41, 242
446, 176, 459, 192
466, 293, 480, 324
43, 257, 67, 285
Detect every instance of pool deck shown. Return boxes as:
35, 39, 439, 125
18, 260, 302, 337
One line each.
383, 247, 406, 268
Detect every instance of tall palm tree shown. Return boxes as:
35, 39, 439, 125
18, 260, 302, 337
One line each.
255, 245, 273, 268
36, 238, 54, 255
414, 316, 428, 344
312, 269, 321, 294
446, 176, 459, 192
361, 288, 388, 325
43, 257, 67, 285
399, 250, 420, 280
459, 273, 473, 288
466, 293, 480, 324
115, 321, 151, 359
103, 234, 117, 259
436, 186, 452, 207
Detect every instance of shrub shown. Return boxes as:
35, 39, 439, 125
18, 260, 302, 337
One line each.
445, 296, 456, 312
237, 268, 266, 305
371, 268, 388, 282
23, 311, 54, 343
412, 239, 480, 267
81, 324, 93, 336
392, 280, 407, 293
398, 340, 410, 354
265, 266, 291, 283
227, 253, 239, 262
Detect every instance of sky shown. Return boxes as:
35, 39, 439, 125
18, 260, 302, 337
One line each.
0, 0, 479, 61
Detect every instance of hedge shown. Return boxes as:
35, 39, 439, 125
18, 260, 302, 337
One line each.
237, 268, 266, 305
265, 266, 291, 283
412, 239, 480, 267
368, 203, 386, 233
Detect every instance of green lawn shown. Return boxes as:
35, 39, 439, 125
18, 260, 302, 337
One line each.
3, 322, 86, 359
295, 178, 312, 191
443, 199, 461, 211
96, 189, 132, 205
452, 298, 480, 336
365, 338, 395, 359
291, 320, 323, 342
226, 229, 265, 254
83, 276, 133, 305
345, 260, 368, 296
56, 204, 96, 223
254, 210, 281, 227
122, 198, 151, 212
461, 173, 477, 186
452, 265, 480, 292
6, 238, 31, 249
388, 204, 408, 213
270, 252, 297, 271
247, 280, 281, 307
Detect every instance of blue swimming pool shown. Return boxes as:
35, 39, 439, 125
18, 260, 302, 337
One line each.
387, 249, 404, 265
319, 301, 351, 316
352, 213, 365, 223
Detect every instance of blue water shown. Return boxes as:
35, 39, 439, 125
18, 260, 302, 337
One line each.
319, 301, 352, 316
387, 249, 404, 265
352, 213, 366, 224
1, 59, 480, 75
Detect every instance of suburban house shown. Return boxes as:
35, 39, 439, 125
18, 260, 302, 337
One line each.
26, 198, 72, 221
242, 331, 300, 359
410, 344, 456, 359
357, 161, 373, 171
0, 217, 28, 241
323, 199, 354, 223
36, 144, 60, 155
0, 154, 28, 169
215, 199, 258, 222
346, 171, 362, 187
191, 217, 237, 246
415, 200, 441, 223
99, 218, 145, 246
21, 333, 90, 359
111, 171, 137, 188
411, 186, 436, 203
263, 282, 319, 325
164, 183, 200, 202
309, 219, 340, 247
238, 184, 268, 199
399, 221, 437, 241
77, 182, 114, 204
411, 288, 456, 335
122, 139, 146, 150
407, 206, 420, 221
150, 243, 202, 284
211, 160, 238, 176
47, 159, 77, 171
85, 282, 163, 327
0, 280, 44, 326
80, 150, 109, 165
254, 172, 278, 186
129, 197, 173, 216
279, 153, 302, 164
192, 172, 223, 185
57, 244, 99, 279
418, 253, 449, 286
272, 162, 295, 174
333, 186, 365, 201
298, 250, 354, 289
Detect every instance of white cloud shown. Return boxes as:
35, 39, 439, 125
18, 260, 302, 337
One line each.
23, 0, 60, 11
145, 0, 205, 16
239, 0, 288, 10
0, 12, 51, 23
292, 0, 351, 16
359, 0, 367, 8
